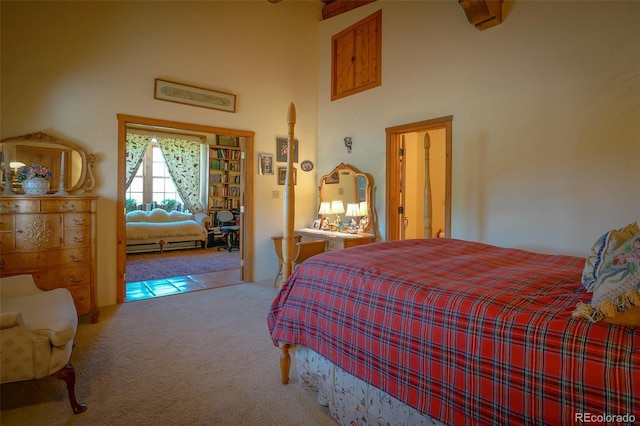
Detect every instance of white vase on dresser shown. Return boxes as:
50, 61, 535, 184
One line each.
20, 177, 51, 195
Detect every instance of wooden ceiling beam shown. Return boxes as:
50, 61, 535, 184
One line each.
321, 0, 377, 20
458, 0, 503, 30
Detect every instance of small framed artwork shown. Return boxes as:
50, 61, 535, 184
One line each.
258, 153, 274, 175
154, 78, 237, 113
300, 160, 314, 172
277, 166, 297, 185
325, 171, 340, 184
313, 219, 321, 229
217, 135, 237, 146
276, 137, 298, 163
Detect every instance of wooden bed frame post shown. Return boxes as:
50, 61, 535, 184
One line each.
280, 344, 291, 384
282, 103, 296, 285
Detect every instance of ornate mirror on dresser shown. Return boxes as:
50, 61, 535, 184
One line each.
295, 163, 377, 251
0, 131, 99, 322
1, 131, 96, 195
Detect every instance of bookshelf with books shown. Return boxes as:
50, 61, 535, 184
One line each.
208, 142, 241, 224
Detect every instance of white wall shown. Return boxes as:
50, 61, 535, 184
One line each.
1, 1, 322, 306
2, 1, 639, 306
318, 1, 639, 255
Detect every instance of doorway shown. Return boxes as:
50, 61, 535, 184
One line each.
385, 116, 452, 241
115, 114, 255, 304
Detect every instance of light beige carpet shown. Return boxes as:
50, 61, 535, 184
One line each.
0, 280, 335, 426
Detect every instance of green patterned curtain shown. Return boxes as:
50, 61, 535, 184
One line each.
157, 137, 205, 213
125, 134, 151, 189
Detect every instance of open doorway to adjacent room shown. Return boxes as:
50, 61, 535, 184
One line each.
115, 114, 255, 303
385, 116, 452, 241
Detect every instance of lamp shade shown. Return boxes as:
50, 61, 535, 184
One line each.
318, 201, 332, 215
345, 203, 360, 217
358, 201, 368, 216
330, 200, 345, 214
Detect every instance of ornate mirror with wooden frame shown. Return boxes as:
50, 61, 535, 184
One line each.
1, 132, 96, 195
319, 163, 376, 235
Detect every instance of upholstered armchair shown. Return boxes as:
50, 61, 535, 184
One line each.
0, 274, 87, 413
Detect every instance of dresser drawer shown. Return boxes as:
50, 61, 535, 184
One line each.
33, 265, 91, 289
66, 285, 92, 316
0, 247, 90, 273
342, 237, 375, 249
63, 212, 91, 227
0, 214, 14, 231
0, 230, 15, 253
15, 214, 63, 250
64, 227, 91, 247
41, 199, 92, 213
0, 199, 39, 213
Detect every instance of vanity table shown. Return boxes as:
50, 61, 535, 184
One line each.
295, 227, 375, 251
0, 132, 99, 322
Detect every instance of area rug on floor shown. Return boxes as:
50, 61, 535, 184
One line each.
126, 249, 240, 282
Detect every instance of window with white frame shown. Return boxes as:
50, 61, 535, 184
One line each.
126, 143, 185, 210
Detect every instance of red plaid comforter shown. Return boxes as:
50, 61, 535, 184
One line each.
267, 239, 639, 425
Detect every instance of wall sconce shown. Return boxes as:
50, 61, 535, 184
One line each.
344, 137, 353, 153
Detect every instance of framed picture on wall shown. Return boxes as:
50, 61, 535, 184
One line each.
276, 137, 298, 163
258, 153, 274, 175
277, 166, 297, 185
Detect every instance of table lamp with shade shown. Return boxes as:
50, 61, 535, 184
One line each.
345, 202, 360, 233
330, 200, 345, 230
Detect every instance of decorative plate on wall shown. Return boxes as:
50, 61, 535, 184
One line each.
300, 160, 314, 172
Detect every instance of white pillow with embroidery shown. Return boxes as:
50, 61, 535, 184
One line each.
573, 232, 640, 325
581, 222, 639, 291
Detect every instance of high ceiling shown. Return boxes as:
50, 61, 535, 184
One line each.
268, 0, 377, 20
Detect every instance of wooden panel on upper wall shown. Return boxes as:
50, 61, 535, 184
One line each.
331, 9, 382, 101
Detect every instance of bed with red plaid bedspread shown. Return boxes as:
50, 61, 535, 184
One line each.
267, 238, 639, 425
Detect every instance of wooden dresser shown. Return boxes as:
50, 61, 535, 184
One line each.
0, 195, 99, 322
295, 228, 375, 251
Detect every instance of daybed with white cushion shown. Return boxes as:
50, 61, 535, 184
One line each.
125, 208, 210, 253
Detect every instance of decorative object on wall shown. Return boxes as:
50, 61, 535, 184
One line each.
259, 153, 274, 175
300, 160, 314, 172
458, 0, 503, 30
276, 137, 298, 163
217, 135, 238, 146
154, 78, 237, 113
344, 137, 353, 153
277, 166, 296, 185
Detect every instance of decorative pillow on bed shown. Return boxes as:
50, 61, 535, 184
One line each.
573, 231, 640, 325
581, 222, 639, 291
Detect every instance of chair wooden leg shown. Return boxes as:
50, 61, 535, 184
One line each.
52, 362, 87, 414
274, 262, 283, 288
